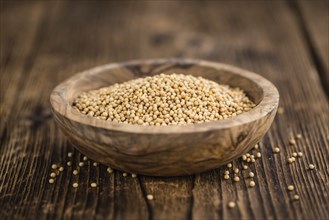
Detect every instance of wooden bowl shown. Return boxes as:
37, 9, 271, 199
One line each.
50, 59, 279, 176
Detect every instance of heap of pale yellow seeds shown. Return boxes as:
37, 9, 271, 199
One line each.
73, 74, 255, 126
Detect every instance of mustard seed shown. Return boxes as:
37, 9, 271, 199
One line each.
256, 152, 261, 158
292, 152, 297, 157
228, 201, 236, 208
254, 144, 259, 149
91, 182, 97, 188
224, 170, 230, 175
233, 176, 240, 182
123, 173, 127, 177
73, 74, 255, 126
59, 167, 64, 172
131, 173, 137, 178
73, 170, 79, 175
224, 174, 230, 180
296, 134, 302, 139
288, 185, 294, 191
51, 164, 57, 169
147, 194, 154, 200
68, 152, 73, 158
242, 155, 247, 161
234, 168, 239, 174
83, 156, 88, 161
249, 172, 254, 178
50, 172, 56, 178
73, 183, 78, 188
107, 167, 113, 173
49, 178, 55, 184
79, 162, 84, 167
67, 161, 72, 166
297, 152, 303, 157
249, 180, 256, 187
242, 165, 248, 170
227, 163, 232, 168
274, 147, 280, 153
293, 195, 300, 201
309, 164, 315, 170
289, 139, 296, 145
93, 162, 98, 167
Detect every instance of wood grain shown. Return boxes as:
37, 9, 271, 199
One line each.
0, 1, 328, 220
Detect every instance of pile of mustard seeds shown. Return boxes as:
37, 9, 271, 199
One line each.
73, 74, 255, 125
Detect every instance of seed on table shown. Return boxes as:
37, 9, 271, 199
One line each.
234, 168, 239, 174
292, 152, 297, 157
50, 172, 56, 178
73, 170, 79, 175
288, 185, 294, 191
233, 176, 240, 182
254, 144, 259, 149
256, 152, 261, 158
242, 155, 247, 161
309, 164, 315, 170
296, 134, 302, 139
228, 201, 236, 208
293, 194, 300, 201
274, 147, 280, 153
93, 162, 98, 167
243, 165, 248, 170
51, 164, 57, 169
67, 161, 72, 166
83, 156, 88, 161
251, 158, 255, 163
147, 194, 154, 200
107, 167, 113, 173
227, 163, 232, 168
123, 173, 127, 177
78, 162, 84, 167
72, 183, 78, 188
289, 139, 296, 145
249, 172, 254, 178
224, 170, 230, 175
91, 182, 97, 188
288, 158, 294, 164
249, 180, 255, 187
131, 173, 137, 178
49, 178, 55, 184
246, 153, 251, 157
59, 167, 64, 172
297, 152, 303, 157
224, 174, 230, 180
247, 158, 251, 163
68, 152, 73, 157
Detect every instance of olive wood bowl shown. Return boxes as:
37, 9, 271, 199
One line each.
50, 58, 279, 176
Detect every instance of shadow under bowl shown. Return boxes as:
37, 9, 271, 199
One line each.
50, 58, 279, 176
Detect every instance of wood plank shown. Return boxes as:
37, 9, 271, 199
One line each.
297, 0, 329, 95
0, 1, 328, 220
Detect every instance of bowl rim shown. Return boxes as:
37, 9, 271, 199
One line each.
50, 58, 279, 134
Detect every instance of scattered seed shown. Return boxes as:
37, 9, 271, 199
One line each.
288, 158, 294, 164
131, 173, 137, 178
234, 168, 239, 174
224, 174, 230, 180
50, 172, 56, 178
249, 180, 256, 187
256, 152, 261, 158
242, 155, 247, 161
83, 156, 88, 161
73, 170, 79, 175
51, 164, 57, 169
228, 201, 236, 208
309, 164, 315, 170
72, 183, 78, 188
107, 167, 113, 173
147, 194, 154, 200
224, 170, 230, 175
67, 161, 72, 166
289, 139, 296, 145
296, 134, 302, 139
254, 144, 259, 149
247, 158, 251, 163
93, 162, 98, 167
297, 152, 303, 157
49, 178, 55, 184
292, 152, 297, 157
288, 185, 294, 191
243, 165, 248, 170
274, 147, 280, 153
59, 167, 64, 172
91, 182, 97, 188
227, 163, 232, 168
246, 153, 251, 157
79, 162, 84, 167
68, 152, 73, 157
249, 172, 254, 178
123, 172, 127, 177
251, 158, 255, 163
293, 194, 300, 201
233, 176, 240, 182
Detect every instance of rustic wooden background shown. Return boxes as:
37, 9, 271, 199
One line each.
1, 1, 328, 219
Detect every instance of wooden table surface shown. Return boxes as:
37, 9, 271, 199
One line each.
1, 1, 328, 219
